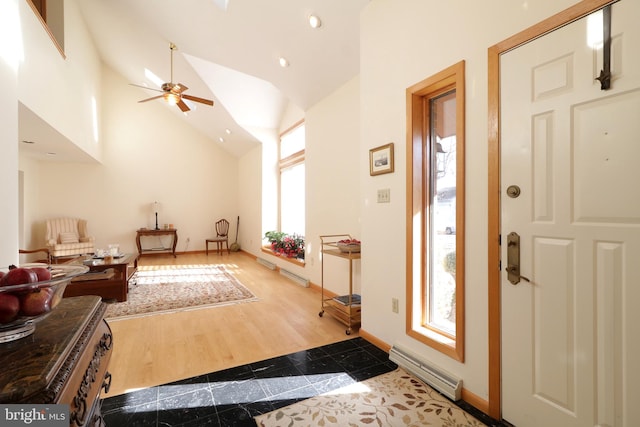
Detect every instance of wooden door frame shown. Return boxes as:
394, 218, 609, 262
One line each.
486, 0, 616, 419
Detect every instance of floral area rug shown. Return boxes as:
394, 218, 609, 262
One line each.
104, 264, 257, 320
255, 368, 487, 427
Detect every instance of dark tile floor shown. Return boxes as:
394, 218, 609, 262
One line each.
101, 338, 397, 426
101, 337, 507, 426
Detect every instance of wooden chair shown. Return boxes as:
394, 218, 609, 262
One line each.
19, 248, 52, 264
205, 219, 230, 255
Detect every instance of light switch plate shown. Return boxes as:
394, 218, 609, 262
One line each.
377, 188, 390, 203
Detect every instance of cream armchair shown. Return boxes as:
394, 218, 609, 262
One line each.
45, 218, 95, 259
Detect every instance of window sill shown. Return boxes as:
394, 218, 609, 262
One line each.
408, 325, 462, 362
261, 247, 305, 267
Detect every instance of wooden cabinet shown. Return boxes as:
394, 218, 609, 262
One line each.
0, 296, 113, 427
136, 228, 178, 257
319, 234, 361, 335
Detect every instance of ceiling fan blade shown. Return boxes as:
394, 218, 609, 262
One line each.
130, 83, 164, 93
138, 95, 164, 103
171, 83, 188, 94
177, 99, 191, 112
183, 94, 214, 106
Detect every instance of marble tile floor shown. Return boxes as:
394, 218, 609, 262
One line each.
101, 337, 505, 426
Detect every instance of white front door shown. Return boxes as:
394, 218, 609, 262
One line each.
500, 1, 640, 426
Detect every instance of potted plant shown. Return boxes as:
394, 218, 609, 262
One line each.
264, 231, 305, 260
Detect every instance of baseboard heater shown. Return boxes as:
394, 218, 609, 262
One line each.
389, 344, 462, 401
280, 268, 309, 287
256, 257, 276, 270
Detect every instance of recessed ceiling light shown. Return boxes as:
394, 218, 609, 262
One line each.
279, 57, 289, 68
46, 152, 56, 156
219, 137, 225, 143
308, 14, 322, 29
225, 128, 232, 134
21, 140, 35, 144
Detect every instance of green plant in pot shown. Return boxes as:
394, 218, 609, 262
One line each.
264, 231, 305, 260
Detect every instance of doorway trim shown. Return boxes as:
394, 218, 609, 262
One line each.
486, 0, 616, 419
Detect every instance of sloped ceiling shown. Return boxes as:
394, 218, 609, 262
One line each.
72, 0, 369, 158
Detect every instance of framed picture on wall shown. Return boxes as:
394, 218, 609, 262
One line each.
369, 143, 394, 176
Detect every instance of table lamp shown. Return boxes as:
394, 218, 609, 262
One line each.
153, 201, 161, 230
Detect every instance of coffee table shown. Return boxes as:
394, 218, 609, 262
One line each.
63, 253, 138, 302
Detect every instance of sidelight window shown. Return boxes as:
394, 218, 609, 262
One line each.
407, 61, 465, 361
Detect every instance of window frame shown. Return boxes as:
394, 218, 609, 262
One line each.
278, 120, 305, 237
406, 61, 465, 362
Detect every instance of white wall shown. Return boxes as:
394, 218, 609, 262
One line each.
305, 76, 362, 292
9, 0, 104, 259
237, 145, 263, 254
25, 66, 239, 254
17, 155, 41, 253
359, 0, 580, 400
0, 0, 21, 265
19, 0, 102, 161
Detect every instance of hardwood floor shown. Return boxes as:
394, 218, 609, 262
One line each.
103, 251, 356, 398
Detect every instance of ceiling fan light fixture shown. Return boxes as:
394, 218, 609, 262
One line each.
308, 14, 322, 29
133, 43, 213, 110
164, 93, 179, 105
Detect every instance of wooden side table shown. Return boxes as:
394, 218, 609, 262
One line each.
136, 228, 178, 257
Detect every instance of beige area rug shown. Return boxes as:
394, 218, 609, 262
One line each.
104, 264, 257, 320
255, 368, 487, 427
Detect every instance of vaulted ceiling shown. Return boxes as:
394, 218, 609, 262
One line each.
74, 0, 369, 158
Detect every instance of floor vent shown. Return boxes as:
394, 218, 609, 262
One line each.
389, 344, 462, 401
256, 257, 276, 270
280, 268, 310, 287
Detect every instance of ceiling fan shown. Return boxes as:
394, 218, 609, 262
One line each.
131, 43, 214, 112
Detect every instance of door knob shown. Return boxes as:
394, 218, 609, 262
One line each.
506, 265, 530, 284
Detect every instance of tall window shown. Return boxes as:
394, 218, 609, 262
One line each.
279, 122, 305, 237
407, 61, 465, 361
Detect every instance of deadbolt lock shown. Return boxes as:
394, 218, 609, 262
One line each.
506, 185, 521, 198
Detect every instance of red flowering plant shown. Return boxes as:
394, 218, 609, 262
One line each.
264, 231, 305, 260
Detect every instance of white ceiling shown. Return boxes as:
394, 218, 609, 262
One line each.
23, 0, 368, 160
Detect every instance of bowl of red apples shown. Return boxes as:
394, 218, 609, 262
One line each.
337, 238, 361, 253
0, 263, 88, 343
